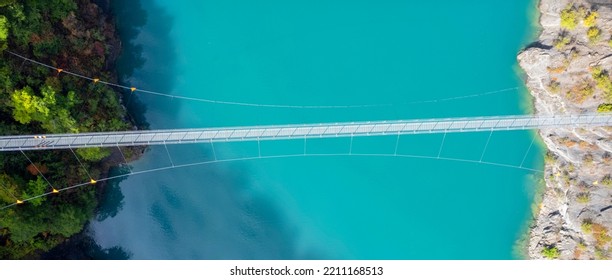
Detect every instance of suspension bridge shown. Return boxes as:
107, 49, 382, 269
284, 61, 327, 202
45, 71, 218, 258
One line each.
0, 113, 611, 151
2, 51, 612, 209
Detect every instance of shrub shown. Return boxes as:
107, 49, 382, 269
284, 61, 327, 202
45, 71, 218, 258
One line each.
544, 151, 556, 164
541, 246, 560, 259
583, 11, 598, 27
576, 192, 590, 203
578, 84, 594, 101
547, 65, 566, 73
553, 34, 571, 50
587, 27, 602, 43
592, 224, 612, 246
548, 80, 561, 93
583, 153, 594, 166
591, 67, 612, 101
601, 175, 612, 187
577, 6, 588, 18
76, 147, 111, 162
560, 6, 579, 30
598, 104, 612, 113
567, 81, 595, 103
594, 247, 608, 260
582, 220, 593, 234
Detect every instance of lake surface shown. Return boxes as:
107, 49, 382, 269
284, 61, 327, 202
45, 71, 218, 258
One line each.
89, 0, 542, 259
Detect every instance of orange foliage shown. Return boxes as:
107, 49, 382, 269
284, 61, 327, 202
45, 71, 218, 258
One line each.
591, 223, 611, 247
26, 163, 48, 175
573, 248, 582, 259
565, 140, 577, 148
578, 141, 596, 150
547, 66, 566, 74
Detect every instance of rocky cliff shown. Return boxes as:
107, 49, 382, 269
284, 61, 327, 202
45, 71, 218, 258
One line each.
518, 0, 612, 259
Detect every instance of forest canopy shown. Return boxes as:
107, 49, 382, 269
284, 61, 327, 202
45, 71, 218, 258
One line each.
0, 0, 135, 259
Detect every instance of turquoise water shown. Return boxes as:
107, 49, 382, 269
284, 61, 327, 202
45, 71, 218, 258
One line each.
89, 0, 542, 259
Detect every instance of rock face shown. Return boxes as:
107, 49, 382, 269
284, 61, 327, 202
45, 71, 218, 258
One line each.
518, 0, 612, 259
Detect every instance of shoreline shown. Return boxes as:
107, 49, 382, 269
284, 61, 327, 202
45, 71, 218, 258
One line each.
0, 0, 145, 259
41, 0, 148, 259
518, 0, 612, 259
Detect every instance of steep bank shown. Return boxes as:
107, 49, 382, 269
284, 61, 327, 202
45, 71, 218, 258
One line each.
518, 0, 612, 259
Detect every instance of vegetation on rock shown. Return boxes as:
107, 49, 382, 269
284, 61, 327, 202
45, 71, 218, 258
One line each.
576, 192, 590, 204
597, 104, 612, 113
520, 0, 612, 261
581, 219, 593, 234
553, 33, 571, 50
582, 11, 597, 27
547, 80, 561, 93
560, 5, 579, 30
541, 246, 560, 259
586, 27, 601, 43
601, 175, 612, 188
591, 67, 612, 101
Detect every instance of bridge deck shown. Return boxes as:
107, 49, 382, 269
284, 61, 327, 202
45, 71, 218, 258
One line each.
0, 114, 610, 151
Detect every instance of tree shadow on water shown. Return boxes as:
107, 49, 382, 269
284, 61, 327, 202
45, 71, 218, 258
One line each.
42, 228, 132, 260
110, 0, 181, 128
95, 166, 129, 222
110, 0, 148, 79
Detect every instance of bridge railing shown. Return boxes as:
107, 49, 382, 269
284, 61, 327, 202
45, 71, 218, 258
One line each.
0, 113, 610, 151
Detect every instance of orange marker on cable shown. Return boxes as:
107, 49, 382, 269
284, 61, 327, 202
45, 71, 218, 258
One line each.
90, 179, 97, 185
52, 188, 59, 194
130, 87, 137, 93
16, 200, 23, 204
93, 78, 100, 83
57, 68, 63, 74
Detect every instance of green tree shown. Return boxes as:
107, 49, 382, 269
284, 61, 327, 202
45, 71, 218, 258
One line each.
9, 86, 80, 133
49, 207, 86, 236
0, 173, 19, 204
0, 0, 16, 7
9, 86, 53, 124
0, 65, 12, 92
22, 176, 47, 206
42, 108, 79, 133
76, 147, 111, 161
0, 16, 7, 38
0, 211, 44, 243
0, 0, 136, 259
0, 15, 8, 52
